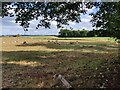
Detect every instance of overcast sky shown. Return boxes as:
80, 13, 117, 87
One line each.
0, 6, 97, 35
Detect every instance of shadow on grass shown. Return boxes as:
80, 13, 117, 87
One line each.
2, 54, 120, 88
16, 42, 119, 52
2, 50, 120, 88
2, 62, 58, 88
2, 51, 61, 63
2, 50, 119, 71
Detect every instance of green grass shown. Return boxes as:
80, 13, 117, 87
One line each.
26, 36, 115, 41
2, 36, 120, 88
26, 36, 58, 39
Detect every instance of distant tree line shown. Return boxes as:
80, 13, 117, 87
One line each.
59, 29, 113, 37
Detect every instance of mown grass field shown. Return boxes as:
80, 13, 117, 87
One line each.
1, 36, 120, 88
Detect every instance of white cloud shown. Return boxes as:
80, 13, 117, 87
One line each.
1, 12, 94, 35
82, 27, 87, 30
68, 21, 76, 25
86, 6, 96, 14
8, 9, 15, 14
51, 21, 57, 25
81, 18, 90, 22
81, 12, 92, 23
35, 31, 38, 32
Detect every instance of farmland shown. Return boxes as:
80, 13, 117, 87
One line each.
1, 36, 120, 88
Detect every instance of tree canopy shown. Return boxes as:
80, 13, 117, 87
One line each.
91, 2, 120, 39
1, 2, 93, 31
59, 28, 113, 37
1, 2, 120, 39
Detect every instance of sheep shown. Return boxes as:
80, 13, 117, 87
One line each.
76, 41, 79, 44
70, 42, 74, 44
23, 41, 27, 44
14, 41, 18, 43
54, 40, 61, 45
48, 40, 50, 42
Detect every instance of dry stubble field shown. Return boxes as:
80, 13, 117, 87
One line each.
1, 36, 120, 88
